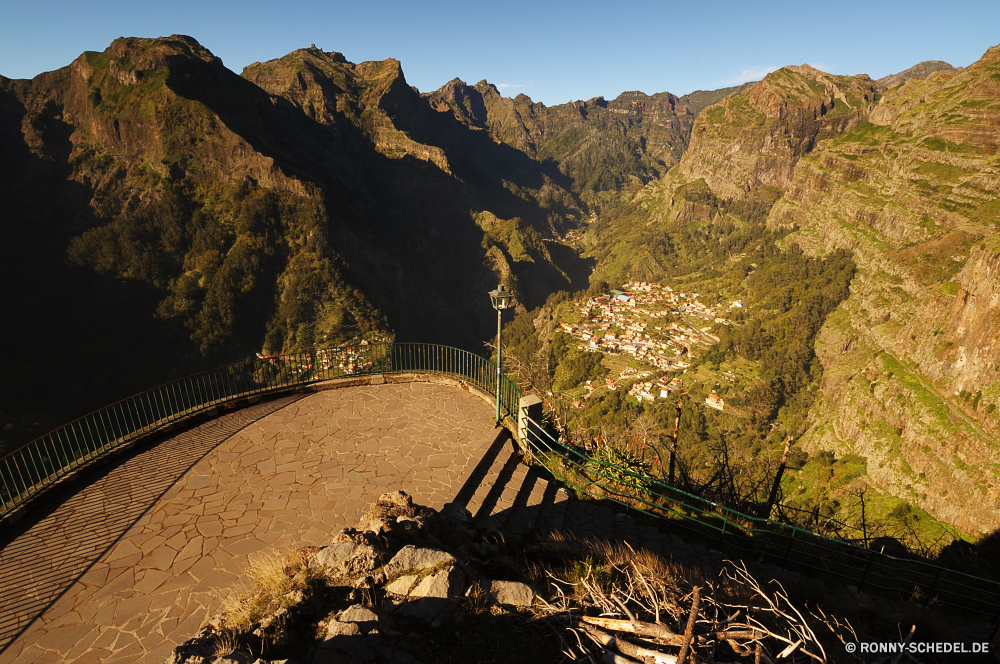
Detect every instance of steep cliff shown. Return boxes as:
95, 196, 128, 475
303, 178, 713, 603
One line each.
242, 48, 451, 172
677, 65, 880, 200
0, 36, 587, 451
771, 45, 1000, 534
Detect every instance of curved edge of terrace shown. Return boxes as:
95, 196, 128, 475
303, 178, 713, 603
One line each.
0, 372, 509, 664
0, 343, 523, 526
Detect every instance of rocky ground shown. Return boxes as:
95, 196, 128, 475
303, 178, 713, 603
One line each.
162, 491, 552, 664
160, 486, 999, 664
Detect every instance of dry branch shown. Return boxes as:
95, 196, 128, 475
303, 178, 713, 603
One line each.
676, 586, 701, 664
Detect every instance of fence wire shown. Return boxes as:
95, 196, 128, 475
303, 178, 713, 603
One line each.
0, 343, 521, 518
520, 414, 1000, 625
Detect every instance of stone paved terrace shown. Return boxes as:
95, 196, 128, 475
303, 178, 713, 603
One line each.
0, 378, 504, 664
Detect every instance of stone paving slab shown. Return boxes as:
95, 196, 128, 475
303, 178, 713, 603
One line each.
0, 382, 500, 664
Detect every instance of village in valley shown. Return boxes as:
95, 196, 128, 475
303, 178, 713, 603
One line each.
553, 281, 746, 413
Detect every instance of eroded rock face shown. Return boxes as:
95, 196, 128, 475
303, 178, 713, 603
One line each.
678, 64, 880, 201
769, 45, 1000, 535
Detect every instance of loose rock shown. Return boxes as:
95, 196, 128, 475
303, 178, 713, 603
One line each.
486, 580, 535, 607
384, 575, 419, 595
339, 604, 379, 633
410, 566, 464, 599
380, 546, 455, 580
325, 620, 362, 638
310, 540, 382, 580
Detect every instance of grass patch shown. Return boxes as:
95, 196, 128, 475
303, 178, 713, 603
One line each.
221, 547, 316, 632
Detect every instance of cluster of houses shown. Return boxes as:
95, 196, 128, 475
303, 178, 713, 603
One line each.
558, 281, 732, 370
627, 375, 684, 402
557, 282, 736, 413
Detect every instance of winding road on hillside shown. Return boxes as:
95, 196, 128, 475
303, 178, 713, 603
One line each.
0, 380, 503, 664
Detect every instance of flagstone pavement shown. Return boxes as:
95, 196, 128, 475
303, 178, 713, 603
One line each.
0, 380, 502, 664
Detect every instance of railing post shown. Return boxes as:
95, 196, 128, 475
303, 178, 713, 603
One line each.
517, 396, 543, 456
858, 549, 875, 592
921, 568, 942, 609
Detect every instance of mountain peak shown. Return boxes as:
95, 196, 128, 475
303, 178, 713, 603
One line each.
877, 60, 956, 87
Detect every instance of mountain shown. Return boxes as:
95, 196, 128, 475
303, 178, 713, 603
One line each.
0, 35, 747, 451
0, 36, 579, 448
424, 80, 753, 207
877, 60, 957, 88
582, 64, 882, 281
770, 45, 1000, 534
575, 48, 1000, 536
7, 33, 994, 543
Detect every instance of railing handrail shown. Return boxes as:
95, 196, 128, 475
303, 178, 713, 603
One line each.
0, 343, 522, 518
519, 414, 1000, 625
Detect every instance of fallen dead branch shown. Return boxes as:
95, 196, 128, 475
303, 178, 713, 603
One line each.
530, 537, 908, 663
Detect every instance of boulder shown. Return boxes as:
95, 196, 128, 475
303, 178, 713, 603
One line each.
314, 632, 375, 663
212, 651, 252, 664
310, 540, 381, 580
384, 574, 419, 595
396, 597, 457, 625
325, 620, 361, 638
380, 546, 455, 579
339, 604, 379, 633
486, 580, 535, 607
359, 491, 436, 536
410, 566, 464, 599
439, 502, 472, 523
391, 651, 424, 664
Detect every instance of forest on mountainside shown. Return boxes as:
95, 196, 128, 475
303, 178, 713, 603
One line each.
4, 32, 1000, 560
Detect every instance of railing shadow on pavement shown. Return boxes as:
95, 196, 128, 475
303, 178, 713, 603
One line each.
0, 395, 303, 653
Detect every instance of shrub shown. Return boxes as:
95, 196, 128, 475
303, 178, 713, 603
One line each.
585, 443, 654, 493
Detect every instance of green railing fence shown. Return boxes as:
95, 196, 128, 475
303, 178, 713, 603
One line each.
4, 339, 995, 626
520, 415, 1000, 626
0, 343, 521, 520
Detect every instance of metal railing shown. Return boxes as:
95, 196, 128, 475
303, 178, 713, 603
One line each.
6, 339, 995, 625
0, 343, 521, 519
520, 415, 1000, 625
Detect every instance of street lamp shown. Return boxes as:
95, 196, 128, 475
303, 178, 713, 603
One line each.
489, 283, 513, 424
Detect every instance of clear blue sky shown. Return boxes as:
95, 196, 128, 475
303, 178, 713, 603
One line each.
2, 0, 998, 106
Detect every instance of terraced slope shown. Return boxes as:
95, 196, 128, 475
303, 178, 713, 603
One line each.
771, 45, 1000, 534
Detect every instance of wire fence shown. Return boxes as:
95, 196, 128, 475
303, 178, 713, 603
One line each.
520, 415, 1000, 626
4, 340, 995, 625
0, 343, 521, 520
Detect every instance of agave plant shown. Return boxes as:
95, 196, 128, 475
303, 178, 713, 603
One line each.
585, 443, 654, 493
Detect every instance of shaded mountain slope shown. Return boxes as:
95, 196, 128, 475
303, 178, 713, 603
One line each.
424, 80, 753, 208
0, 36, 592, 449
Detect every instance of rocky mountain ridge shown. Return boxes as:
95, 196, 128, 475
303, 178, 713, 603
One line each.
3, 32, 993, 542
0, 34, 749, 451
770, 44, 1000, 534
0, 36, 583, 448
877, 60, 957, 88
589, 44, 1000, 535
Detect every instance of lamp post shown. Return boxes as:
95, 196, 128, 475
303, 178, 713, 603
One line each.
489, 283, 513, 424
